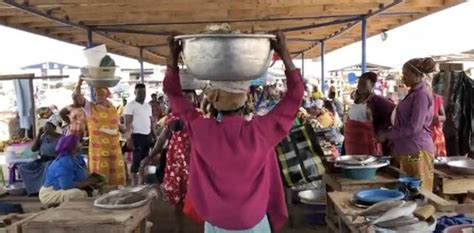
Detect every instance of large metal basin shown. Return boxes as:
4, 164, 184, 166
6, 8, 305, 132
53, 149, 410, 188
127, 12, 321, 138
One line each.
175, 34, 275, 81
447, 160, 474, 175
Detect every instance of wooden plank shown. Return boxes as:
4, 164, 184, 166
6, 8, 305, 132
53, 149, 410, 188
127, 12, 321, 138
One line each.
442, 177, 474, 195
326, 217, 339, 233
454, 203, 474, 214
419, 189, 455, 212
0, 212, 43, 233
0, 74, 34, 81
435, 167, 474, 195
323, 173, 398, 192
22, 200, 152, 233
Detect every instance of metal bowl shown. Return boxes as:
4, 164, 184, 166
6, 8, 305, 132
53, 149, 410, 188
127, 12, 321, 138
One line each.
336, 155, 377, 165
447, 160, 474, 175
83, 77, 121, 88
175, 34, 275, 81
298, 189, 326, 205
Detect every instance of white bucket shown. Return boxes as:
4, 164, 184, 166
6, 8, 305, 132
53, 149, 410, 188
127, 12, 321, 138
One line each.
84, 44, 107, 67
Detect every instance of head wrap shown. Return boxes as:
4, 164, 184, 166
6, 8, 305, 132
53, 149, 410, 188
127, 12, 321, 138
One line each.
208, 81, 250, 94
314, 99, 324, 109
55, 135, 79, 155
47, 114, 61, 128
205, 81, 250, 112
93, 87, 111, 98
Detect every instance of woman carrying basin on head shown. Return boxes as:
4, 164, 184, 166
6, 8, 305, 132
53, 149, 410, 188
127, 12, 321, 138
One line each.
164, 32, 304, 232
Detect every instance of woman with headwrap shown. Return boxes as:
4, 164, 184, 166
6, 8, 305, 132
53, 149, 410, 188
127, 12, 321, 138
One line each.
73, 78, 126, 186
344, 72, 378, 155
377, 58, 436, 191
18, 116, 63, 195
39, 135, 99, 205
164, 32, 303, 232
31, 116, 63, 161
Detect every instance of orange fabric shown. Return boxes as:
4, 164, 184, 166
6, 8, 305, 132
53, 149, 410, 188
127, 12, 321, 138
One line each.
430, 94, 447, 157
86, 103, 126, 186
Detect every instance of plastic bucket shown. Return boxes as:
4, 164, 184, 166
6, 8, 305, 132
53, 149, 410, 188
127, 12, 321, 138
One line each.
84, 44, 107, 67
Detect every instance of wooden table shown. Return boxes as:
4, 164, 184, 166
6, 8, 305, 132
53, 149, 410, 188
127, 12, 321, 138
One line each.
21, 200, 151, 233
322, 172, 399, 192
322, 170, 400, 231
326, 190, 474, 233
434, 167, 474, 196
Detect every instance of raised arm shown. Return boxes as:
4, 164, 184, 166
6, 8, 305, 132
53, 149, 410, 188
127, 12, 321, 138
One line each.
73, 76, 86, 107
254, 32, 304, 146
162, 35, 199, 123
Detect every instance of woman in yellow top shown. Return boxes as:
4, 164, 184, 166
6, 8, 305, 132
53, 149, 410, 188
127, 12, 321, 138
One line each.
306, 99, 335, 128
311, 86, 323, 100
73, 77, 126, 186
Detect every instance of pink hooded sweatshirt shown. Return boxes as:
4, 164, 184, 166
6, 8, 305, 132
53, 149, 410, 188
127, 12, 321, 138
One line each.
163, 67, 304, 232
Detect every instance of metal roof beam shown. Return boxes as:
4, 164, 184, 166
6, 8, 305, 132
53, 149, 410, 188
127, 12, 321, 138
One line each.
1, 0, 166, 60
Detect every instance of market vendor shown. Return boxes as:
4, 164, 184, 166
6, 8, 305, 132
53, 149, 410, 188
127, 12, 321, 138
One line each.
39, 135, 99, 205
377, 58, 436, 191
31, 117, 62, 161
73, 79, 126, 186
59, 93, 87, 138
344, 73, 378, 155
305, 99, 335, 129
18, 117, 63, 195
163, 32, 302, 232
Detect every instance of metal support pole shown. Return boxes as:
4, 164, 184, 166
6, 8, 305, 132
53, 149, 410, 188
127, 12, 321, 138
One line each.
86, 29, 95, 101
301, 53, 305, 79
320, 41, 325, 94
361, 17, 367, 74
139, 47, 145, 83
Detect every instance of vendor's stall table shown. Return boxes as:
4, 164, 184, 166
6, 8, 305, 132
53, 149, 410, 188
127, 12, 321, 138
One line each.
322, 170, 399, 228
434, 167, 474, 196
323, 172, 398, 192
0, 213, 41, 233
326, 190, 474, 233
21, 200, 151, 233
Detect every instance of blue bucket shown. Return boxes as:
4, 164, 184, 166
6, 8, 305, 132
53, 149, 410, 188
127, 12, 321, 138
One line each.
398, 177, 422, 189
342, 167, 377, 180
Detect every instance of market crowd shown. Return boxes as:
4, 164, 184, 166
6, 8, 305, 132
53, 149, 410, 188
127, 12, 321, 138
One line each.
25, 32, 454, 233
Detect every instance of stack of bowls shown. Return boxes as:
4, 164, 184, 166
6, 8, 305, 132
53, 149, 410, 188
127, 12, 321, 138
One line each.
82, 44, 120, 88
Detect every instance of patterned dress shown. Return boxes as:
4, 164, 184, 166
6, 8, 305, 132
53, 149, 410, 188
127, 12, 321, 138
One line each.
430, 94, 447, 157
86, 103, 126, 186
163, 113, 192, 205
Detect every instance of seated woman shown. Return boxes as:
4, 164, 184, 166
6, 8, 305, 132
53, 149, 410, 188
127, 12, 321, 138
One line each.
19, 117, 63, 195
32, 117, 63, 161
39, 135, 98, 205
305, 99, 335, 128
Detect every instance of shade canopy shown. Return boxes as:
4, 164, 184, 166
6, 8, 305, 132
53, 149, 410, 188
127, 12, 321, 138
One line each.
0, 0, 465, 64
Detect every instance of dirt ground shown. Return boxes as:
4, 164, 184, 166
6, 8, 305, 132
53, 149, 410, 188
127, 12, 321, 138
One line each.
148, 198, 328, 233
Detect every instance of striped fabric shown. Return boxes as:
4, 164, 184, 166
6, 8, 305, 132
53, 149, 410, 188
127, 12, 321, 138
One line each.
276, 124, 326, 187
